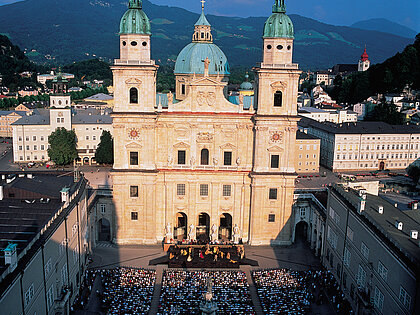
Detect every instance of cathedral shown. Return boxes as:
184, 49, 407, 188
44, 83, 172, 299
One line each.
111, 0, 301, 245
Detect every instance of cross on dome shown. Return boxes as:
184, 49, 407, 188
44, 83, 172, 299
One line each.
201, 0, 206, 10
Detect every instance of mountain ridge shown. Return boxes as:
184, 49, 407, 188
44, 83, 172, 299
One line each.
0, 0, 414, 69
351, 18, 418, 39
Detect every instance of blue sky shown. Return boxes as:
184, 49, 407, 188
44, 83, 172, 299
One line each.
0, 0, 419, 30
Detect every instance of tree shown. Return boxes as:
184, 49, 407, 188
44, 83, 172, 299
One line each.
365, 100, 404, 125
95, 130, 113, 165
48, 128, 78, 165
407, 165, 420, 183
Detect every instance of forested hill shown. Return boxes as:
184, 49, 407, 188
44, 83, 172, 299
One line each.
328, 34, 420, 105
0, 0, 413, 69
0, 34, 39, 87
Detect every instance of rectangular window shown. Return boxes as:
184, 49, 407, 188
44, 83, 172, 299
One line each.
25, 284, 34, 306
44, 258, 52, 276
300, 207, 306, 216
399, 286, 411, 310
61, 263, 67, 286
378, 261, 388, 281
223, 151, 232, 166
271, 155, 280, 168
130, 152, 138, 165
268, 214, 276, 222
347, 227, 354, 241
131, 212, 138, 220
46, 285, 54, 310
41, 136, 44, 141
130, 185, 139, 197
223, 185, 231, 197
177, 184, 186, 196
33, 136, 36, 141
269, 188, 278, 200
361, 242, 370, 260
100, 204, 106, 214
41, 145, 45, 150
200, 184, 209, 196
374, 287, 384, 312
357, 265, 366, 288
343, 247, 351, 267
177, 150, 186, 165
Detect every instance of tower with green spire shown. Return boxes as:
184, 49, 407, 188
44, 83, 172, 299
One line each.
249, 0, 301, 245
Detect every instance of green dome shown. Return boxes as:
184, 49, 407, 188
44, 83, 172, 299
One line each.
263, 0, 294, 38
175, 43, 230, 75
240, 74, 253, 90
119, 0, 151, 35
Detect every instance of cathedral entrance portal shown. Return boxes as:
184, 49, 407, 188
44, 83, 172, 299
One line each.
196, 213, 210, 242
175, 212, 187, 241
219, 213, 232, 241
379, 161, 385, 171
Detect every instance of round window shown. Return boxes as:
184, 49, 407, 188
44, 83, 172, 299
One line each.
131, 41, 137, 46
277, 45, 283, 50
267, 45, 272, 50
287, 45, 291, 50
122, 41, 127, 46
142, 41, 147, 47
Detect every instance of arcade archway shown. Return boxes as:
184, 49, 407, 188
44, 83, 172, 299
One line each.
196, 212, 210, 241
174, 212, 187, 241
97, 218, 111, 241
219, 213, 232, 241
295, 221, 309, 243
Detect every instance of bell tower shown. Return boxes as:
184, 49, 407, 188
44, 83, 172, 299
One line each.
358, 46, 370, 72
112, 0, 158, 113
249, 0, 300, 245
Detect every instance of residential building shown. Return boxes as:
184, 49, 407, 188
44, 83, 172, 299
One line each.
37, 72, 75, 85
299, 117, 420, 171
111, 0, 300, 245
0, 173, 90, 315
18, 87, 39, 97
298, 107, 358, 124
295, 131, 320, 173
0, 110, 26, 137
12, 77, 112, 165
314, 71, 334, 86
353, 102, 376, 120
324, 183, 420, 315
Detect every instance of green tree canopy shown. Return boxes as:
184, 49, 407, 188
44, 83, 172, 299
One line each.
95, 130, 113, 165
47, 128, 78, 165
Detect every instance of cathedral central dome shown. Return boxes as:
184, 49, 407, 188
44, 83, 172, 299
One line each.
174, 7, 230, 76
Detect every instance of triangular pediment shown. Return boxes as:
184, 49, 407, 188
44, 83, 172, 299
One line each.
267, 145, 283, 152
191, 76, 224, 86
125, 141, 142, 149
173, 141, 190, 148
220, 143, 236, 150
125, 78, 142, 85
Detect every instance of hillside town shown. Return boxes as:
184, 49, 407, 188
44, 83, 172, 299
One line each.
0, 0, 419, 315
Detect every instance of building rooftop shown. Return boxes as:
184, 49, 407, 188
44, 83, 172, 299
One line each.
0, 173, 76, 274
84, 93, 113, 101
299, 117, 420, 135
296, 130, 319, 140
331, 184, 420, 273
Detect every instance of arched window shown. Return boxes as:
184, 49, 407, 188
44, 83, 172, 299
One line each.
130, 87, 138, 104
274, 90, 283, 107
201, 148, 209, 165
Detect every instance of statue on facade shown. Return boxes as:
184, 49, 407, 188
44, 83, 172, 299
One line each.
233, 224, 240, 244
165, 223, 173, 243
238, 93, 244, 106
190, 156, 196, 165
210, 224, 218, 242
167, 91, 174, 105
236, 157, 241, 166
213, 157, 218, 165
188, 224, 195, 241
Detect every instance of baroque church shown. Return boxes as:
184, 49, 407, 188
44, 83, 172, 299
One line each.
111, 0, 301, 245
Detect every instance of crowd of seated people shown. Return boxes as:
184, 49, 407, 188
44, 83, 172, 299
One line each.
168, 244, 245, 268
99, 268, 156, 315
252, 269, 312, 314
157, 270, 255, 315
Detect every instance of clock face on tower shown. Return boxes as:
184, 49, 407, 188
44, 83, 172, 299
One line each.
128, 128, 140, 140
270, 131, 283, 143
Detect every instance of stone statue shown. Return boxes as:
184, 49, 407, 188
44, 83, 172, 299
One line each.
167, 91, 173, 105
168, 155, 173, 165
236, 157, 241, 166
210, 224, 218, 242
238, 93, 244, 106
233, 224, 240, 244
203, 57, 210, 77
190, 156, 196, 165
188, 224, 195, 241
165, 223, 173, 243
213, 157, 218, 166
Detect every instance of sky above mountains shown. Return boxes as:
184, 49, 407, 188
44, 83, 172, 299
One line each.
0, 0, 419, 31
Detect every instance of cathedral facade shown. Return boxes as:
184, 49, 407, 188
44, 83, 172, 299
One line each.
111, 0, 300, 245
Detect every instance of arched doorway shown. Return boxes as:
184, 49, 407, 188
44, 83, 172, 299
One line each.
97, 218, 111, 242
379, 161, 385, 171
83, 157, 90, 165
196, 212, 210, 242
219, 213, 232, 241
295, 221, 309, 243
175, 212, 187, 241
